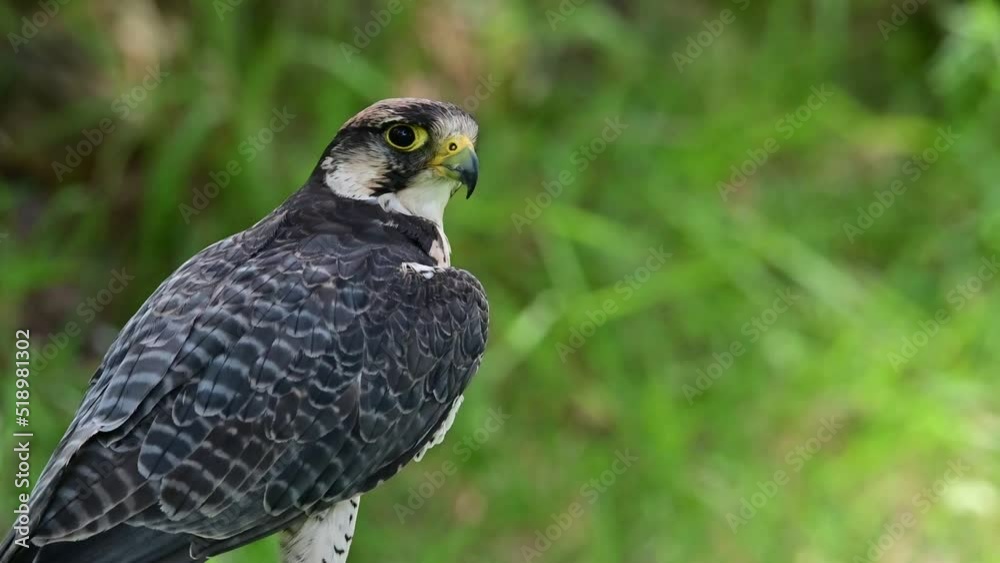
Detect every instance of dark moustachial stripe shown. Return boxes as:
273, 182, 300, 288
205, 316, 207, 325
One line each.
0, 99, 487, 563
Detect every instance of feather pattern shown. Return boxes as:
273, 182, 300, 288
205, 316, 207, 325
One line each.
5, 179, 488, 561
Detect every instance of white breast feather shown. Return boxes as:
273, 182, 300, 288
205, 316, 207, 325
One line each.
281, 496, 361, 563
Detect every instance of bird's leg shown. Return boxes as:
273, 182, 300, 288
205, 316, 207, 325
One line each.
280, 496, 360, 563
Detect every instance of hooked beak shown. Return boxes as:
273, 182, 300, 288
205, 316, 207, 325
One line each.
430, 135, 479, 198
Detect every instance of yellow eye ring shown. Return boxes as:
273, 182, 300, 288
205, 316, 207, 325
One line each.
385, 124, 429, 151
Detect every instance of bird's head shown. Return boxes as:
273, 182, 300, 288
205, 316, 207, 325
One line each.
315, 98, 479, 226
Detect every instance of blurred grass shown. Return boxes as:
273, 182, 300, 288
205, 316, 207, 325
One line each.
0, 0, 998, 562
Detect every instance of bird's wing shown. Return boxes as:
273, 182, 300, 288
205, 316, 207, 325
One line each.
23, 222, 488, 558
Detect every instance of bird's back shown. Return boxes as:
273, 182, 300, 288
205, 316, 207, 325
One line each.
2, 181, 488, 563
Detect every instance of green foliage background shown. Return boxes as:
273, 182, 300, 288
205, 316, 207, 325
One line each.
1, 0, 998, 561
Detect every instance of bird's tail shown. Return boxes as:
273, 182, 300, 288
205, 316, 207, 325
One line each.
0, 524, 202, 563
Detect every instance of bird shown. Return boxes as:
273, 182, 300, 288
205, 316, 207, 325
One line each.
0, 98, 489, 563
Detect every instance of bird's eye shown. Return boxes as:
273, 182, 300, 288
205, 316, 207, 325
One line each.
385, 124, 428, 151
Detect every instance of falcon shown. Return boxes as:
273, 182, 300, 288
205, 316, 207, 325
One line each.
1, 98, 489, 563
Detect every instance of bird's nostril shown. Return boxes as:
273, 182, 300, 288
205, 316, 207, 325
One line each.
449, 142, 458, 152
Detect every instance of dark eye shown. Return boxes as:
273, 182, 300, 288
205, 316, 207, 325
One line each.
386, 125, 417, 149
384, 124, 429, 151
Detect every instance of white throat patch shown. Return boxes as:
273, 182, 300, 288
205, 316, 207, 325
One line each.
320, 98, 477, 268
322, 159, 455, 267
376, 174, 456, 267
388, 169, 458, 227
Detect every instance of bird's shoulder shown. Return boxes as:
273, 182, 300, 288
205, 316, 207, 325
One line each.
25, 184, 488, 547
